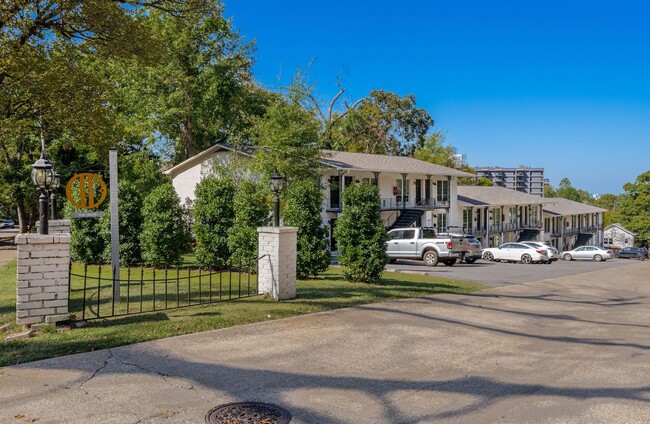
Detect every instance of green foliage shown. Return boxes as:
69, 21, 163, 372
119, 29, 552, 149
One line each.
248, 98, 322, 181
476, 176, 494, 186
329, 90, 433, 155
64, 181, 107, 264
553, 178, 592, 203
284, 179, 331, 278
227, 180, 270, 264
412, 131, 457, 167
334, 183, 388, 283
100, 182, 144, 266
141, 183, 188, 267
192, 177, 235, 268
592, 193, 620, 227
616, 170, 650, 245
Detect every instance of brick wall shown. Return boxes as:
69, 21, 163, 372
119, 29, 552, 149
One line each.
257, 227, 297, 300
15, 234, 71, 326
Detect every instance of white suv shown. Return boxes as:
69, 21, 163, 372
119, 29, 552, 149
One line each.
522, 241, 558, 263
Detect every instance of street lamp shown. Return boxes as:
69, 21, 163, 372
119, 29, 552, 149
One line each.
31, 156, 55, 235
50, 173, 61, 220
270, 169, 284, 227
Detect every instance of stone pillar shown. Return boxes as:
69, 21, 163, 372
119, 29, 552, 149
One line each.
35, 219, 70, 234
15, 233, 71, 327
257, 227, 297, 300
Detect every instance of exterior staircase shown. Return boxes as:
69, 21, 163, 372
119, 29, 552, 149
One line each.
517, 228, 540, 242
574, 233, 593, 248
389, 209, 424, 230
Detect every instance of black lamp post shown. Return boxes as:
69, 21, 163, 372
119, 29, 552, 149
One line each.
49, 173, 60, 220
31, 156, 55, 235
270, 169, 285, 227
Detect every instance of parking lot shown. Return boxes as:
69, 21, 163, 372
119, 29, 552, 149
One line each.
386, 257, 632, 286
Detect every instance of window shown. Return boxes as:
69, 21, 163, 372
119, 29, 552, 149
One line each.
436, 213, 447, 230
508, 207, 517, 224
387, 230, 401, 241
437, 180, 449, 202
492, 207, 501, 223
422, 228, 437, 238
401, 230, 416, 240
463, 210, 471, 229
396, 179, 410, 202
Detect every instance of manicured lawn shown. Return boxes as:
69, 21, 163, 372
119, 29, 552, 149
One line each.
0, 258, 485, 367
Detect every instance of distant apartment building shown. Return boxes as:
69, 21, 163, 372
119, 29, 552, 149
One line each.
475, 166, 545, 197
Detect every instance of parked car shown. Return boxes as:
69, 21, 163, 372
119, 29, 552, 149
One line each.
386, 227, 464, 267
561, 246, 612, 262
482, 242, 550, 264
0, 219, 15, 229
521, 241, 559, 263
614, 246, 648, 261
438, 233, 482, 264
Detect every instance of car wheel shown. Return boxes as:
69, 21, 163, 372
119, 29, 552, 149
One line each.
423, 250, 439, 267
545, 260, 553, 265
594, 254, 603, 262
521, 254, 532, 264
465, 258, 476, 264
483, 251, 494, 261
637, 255, 646, 261
563, 253, 572, 261
443, 259, 456, 266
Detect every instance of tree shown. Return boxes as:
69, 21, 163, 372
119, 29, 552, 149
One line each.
334, 183, 388, 283
141, 183, 188, 267
247, 98, 322, 181
227, 180, 269, 266
100, 182, 144, 266
143, 2, 270, 162
592, 193, 620, 227
616, 171, 650, 246
412, 131, 457, 168
554, 178, 584, 202
283, 179, 330, 278
192, 177, 235, 269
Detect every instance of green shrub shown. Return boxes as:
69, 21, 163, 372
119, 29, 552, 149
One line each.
334, 183, 387, 283
227, 179, 269, 265
284, 178, 330, 278
100, 181, 144, 266
193, 177, 235, 269
141, 183, 188, 267
65, 182, 107, 264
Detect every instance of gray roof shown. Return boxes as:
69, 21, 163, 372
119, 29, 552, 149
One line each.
320, 150, 475, 177
543, 197, 607, 216
457, 186, 544, 207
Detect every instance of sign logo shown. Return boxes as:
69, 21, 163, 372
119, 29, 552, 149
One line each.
65, 173, 108, 209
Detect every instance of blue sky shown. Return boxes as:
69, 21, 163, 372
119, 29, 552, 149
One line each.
225, 1, 650, 194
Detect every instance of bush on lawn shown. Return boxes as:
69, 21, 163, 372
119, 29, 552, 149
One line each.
193, 176, 235, 269
334, 182, 387, 283
284, 178, 330, 278
227, 179, 269, 266
141, 182, 188, 267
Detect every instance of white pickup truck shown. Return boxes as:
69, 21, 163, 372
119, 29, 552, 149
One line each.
386, 227, 467, 266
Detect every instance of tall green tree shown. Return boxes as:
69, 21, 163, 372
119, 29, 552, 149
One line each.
616, 171, 650, 246
141, 183, 188, 267
334, 183, 388, 283
227, 180, 269, 265
192, 177, 235, 269
592, 193, 620, 227
412, 131, 457, 167
284, 179, 331, 278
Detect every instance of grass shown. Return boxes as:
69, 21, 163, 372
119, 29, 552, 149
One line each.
0, 258, 485, 367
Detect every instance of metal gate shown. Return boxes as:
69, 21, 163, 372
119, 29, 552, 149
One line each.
68, 256, 259, 321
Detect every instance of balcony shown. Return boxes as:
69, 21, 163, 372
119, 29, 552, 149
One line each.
380, 198, 450, 210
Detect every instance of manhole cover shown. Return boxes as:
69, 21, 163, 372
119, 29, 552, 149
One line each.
205, 402, 291, 424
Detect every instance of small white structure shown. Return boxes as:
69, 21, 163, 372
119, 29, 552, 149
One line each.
603, 223, 636, 248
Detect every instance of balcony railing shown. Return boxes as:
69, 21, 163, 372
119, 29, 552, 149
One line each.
380, 198, 450, 210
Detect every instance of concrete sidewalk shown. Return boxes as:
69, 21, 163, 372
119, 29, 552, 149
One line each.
1, 262, 649, 423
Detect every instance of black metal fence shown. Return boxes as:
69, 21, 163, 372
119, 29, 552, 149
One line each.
68, 256, 259, 321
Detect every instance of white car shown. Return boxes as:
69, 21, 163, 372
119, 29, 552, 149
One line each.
482, 242, 550, 264
521, 241, 559, 263
561, 246, 612, 262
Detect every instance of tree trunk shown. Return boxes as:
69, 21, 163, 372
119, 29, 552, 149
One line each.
16, 197, 28, 233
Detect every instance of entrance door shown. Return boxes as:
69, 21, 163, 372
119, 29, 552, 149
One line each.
415, 179, 422, 205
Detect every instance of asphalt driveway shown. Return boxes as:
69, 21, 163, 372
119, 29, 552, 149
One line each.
1, 261, 649, 423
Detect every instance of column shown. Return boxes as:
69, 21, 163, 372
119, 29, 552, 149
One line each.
257, 226, 298, 300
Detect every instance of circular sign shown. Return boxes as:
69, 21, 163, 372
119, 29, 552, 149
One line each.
65, 173, 108, 209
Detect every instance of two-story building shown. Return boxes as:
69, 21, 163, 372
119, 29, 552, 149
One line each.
455, 186, 545, 247
542, 198, 606, 251
164, 144, 475, 251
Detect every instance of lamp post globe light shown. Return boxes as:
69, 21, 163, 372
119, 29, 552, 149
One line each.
31, 156, 55, 235
270, 169, 284, 227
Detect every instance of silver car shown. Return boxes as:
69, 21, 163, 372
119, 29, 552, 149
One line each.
522, 241, 559, 263
561, 246, 612, 262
